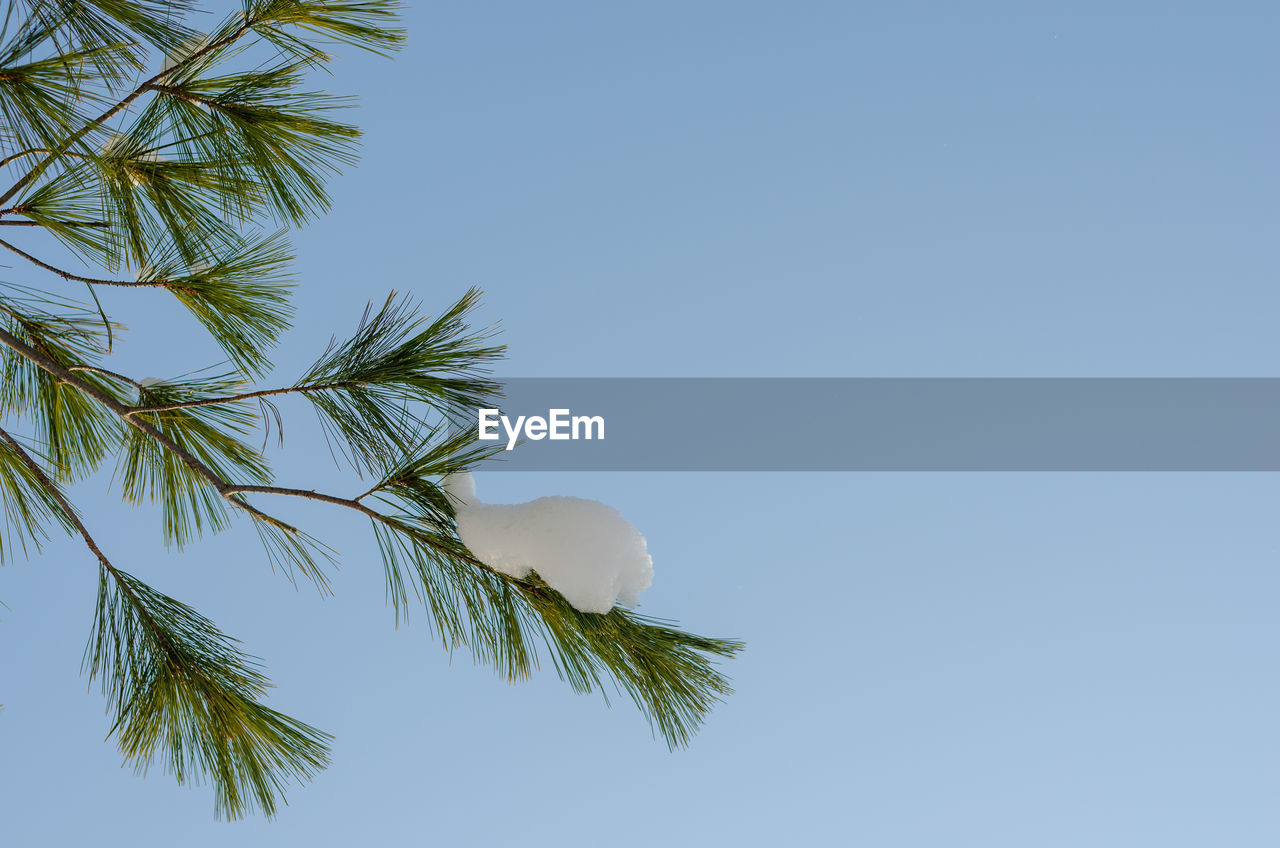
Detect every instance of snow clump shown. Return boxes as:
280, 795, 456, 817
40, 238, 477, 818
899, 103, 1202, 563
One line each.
443, 473, 654, 614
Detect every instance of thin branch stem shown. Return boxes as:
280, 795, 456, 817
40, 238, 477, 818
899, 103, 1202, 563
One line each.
131, 385, 318, 415
228, 484, 381, 519
353, 481, 383, 502
68, 365, 145, 390
0, 220, 110, 228
143, 82, 220, 109
0, 149, 95, 170
0, 236, 166, 287
129, 381, 395, 415
229, 484, 500, 575
0, 150, 43, 170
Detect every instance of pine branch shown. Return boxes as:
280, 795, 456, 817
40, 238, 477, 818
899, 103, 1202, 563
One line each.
0, 424, 102, 561
0, 326, 337, 590
0, 426, 76, 561
367, 513, 742, 747
0, 0, 405, 214
137, 231, 296, 374
0, 10, 253, 208
0, 293, 124, 480
138, 60, 362, 224
1, 298, 741, 748
3, 315, 740, 744
131, 291, 500, 417
88, 564, 333, 819
0, 15, 118, 152
0, 0, 739, 815
0, 425, 330, 819
296, 289, 504, 471
118, 376, 275, 548
0, 322, 221, 483
18, 0, 199, 68
0, 323, 266, 502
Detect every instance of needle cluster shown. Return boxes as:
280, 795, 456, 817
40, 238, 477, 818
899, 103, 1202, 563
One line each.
0, 0, 740, 819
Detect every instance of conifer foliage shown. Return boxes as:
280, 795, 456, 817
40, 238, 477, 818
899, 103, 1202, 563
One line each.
0, 0, 740, 818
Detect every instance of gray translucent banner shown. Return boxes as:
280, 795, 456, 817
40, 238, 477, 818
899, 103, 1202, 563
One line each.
457, 379, 1280, 471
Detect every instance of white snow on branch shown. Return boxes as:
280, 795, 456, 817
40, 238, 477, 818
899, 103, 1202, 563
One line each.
444, 473, 654, 614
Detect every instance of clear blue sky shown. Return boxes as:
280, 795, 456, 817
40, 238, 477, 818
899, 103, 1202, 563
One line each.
2, 2, 1279, 845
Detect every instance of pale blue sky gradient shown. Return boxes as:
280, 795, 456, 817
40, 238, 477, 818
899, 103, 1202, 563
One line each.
2, 2, 1278, 845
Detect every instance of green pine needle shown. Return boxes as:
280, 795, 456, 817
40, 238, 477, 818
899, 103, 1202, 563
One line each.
371, 512, 743, 749
117, 374, 273, 547
0, 429, 76, 562
298, 288, 504, 472
0, 291, 125, 480
245, 506, 338, 593
86, 564, 332, 819
140, 230, 296, 375
0, 0, 741, 819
